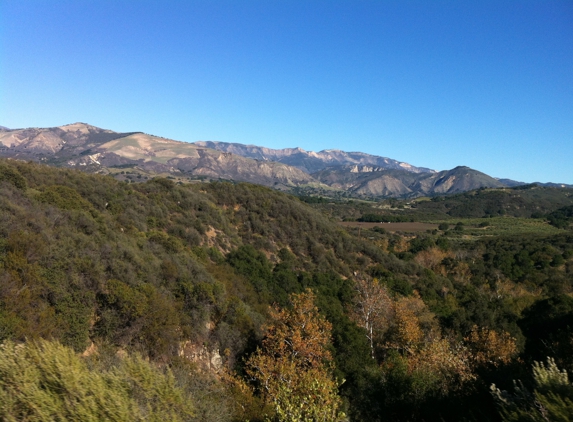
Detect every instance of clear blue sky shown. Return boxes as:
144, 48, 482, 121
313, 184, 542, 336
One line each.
1, 1, 572, 183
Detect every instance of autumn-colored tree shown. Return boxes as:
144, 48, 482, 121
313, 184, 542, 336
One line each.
245, 289, 346, 422
381, 294, 474, 401
405, 338, 475, 397
464, 325, 517, 368
414, 247, 450, 274
384, 293, 439, 354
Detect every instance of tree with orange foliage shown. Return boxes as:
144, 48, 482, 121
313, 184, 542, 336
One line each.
464, 325, 517, 368
414, 247, 450, 274
382, 294, 475, 402
245, 289, 345, 422
384, 293, 440, 354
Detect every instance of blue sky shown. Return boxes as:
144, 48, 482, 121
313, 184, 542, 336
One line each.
1, 1, 572, 183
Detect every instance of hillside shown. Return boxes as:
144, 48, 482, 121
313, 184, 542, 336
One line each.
412, 184, 573, 218
1, 158, 573, 421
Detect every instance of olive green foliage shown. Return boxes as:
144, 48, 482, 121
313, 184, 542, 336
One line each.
0, 160, 230, 355
546, 205, 573, 229
36, 185, 92, 210
0, 339, 194, 421
417, 186, 573, 219
203, 181, 390, 274
468, 234, 573, 294
0, 163, 27, 190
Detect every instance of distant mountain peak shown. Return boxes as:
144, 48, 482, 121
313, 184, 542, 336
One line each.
57, 122, 114, 133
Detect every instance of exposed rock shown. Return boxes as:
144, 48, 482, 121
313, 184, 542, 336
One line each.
81, 342, 98, 357
179, 341, 223, 373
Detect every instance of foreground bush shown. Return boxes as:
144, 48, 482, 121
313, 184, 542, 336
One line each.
0, 340, 194, 421
491, 357, 573, 421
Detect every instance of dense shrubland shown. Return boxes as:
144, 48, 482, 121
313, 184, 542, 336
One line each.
0, 159, 572, 421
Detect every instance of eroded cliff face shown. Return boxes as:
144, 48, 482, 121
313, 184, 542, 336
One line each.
167, 148, 316, 186
0, 123, 136, 158
354, 176, 413, 197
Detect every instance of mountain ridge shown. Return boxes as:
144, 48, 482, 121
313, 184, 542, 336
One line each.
0, 123, 319, 189
194, 140, 435, 174
2, 122, 571, 197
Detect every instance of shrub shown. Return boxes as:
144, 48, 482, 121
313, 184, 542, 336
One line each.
0, 339, 195, 421
0, 164, 27, 190
491, 358, 573, 421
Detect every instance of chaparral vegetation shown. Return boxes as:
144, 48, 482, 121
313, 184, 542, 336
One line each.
0, 158, 572, 421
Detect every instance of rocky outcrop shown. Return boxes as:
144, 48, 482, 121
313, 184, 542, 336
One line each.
178, 341, 223, 373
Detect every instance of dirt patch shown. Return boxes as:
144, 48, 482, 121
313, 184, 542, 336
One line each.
339, 221, 439, 232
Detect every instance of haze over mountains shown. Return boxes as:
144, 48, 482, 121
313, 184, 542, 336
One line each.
1, 123, 570, 197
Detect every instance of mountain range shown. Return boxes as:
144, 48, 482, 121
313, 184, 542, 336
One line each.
1, 123, 570, 198
194, 141, 434, 174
